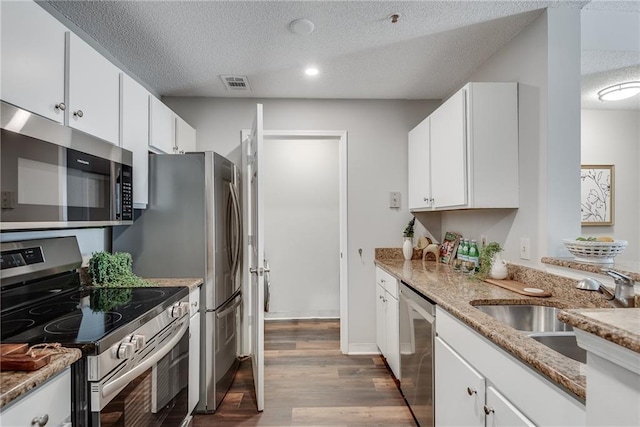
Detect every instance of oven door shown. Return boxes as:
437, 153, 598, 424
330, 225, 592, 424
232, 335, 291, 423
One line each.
90, 318, 189, 427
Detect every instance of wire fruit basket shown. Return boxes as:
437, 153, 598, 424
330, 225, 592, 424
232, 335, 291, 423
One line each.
562, 239, 627, 264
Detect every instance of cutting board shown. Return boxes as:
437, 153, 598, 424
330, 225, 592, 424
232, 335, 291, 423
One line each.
0, 343, 28, 356
0, 344, 51, 371
484, 279, 552, 297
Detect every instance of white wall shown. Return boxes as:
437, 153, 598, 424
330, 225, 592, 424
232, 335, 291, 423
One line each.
264, 138, 340, 319
438, 9, 582, 265
164, 96, 440, 350
581, 109, 640, 261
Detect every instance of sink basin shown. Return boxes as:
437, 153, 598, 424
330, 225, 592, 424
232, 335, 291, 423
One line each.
474, 304, 587, 363
474, 304, 573, 333
529, 333, 586, 363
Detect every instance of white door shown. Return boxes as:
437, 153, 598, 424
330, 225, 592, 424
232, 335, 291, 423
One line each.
245, 104, 265, 411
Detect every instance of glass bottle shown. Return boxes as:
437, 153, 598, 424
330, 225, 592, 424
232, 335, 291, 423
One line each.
468, 239, 479, 272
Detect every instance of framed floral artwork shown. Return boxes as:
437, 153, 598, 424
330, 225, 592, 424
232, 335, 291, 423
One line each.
581, 165, 614, 226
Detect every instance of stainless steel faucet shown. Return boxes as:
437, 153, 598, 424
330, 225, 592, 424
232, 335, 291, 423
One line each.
576, 270, 636, 308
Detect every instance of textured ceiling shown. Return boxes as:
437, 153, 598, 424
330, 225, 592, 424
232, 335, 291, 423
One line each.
45, 1, 639, 110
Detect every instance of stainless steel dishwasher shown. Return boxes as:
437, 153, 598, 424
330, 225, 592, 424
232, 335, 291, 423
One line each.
399, 281, 436, 427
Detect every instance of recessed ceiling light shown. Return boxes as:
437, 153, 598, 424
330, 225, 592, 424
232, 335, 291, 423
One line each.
305, 68, 319, 76
597, 82, 640, 101
290, 18, 315, 35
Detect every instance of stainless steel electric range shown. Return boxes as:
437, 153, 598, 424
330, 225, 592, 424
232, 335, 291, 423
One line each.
0, 236, 191, 427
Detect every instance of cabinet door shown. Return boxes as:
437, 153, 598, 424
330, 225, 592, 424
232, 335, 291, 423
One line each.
188, 311, 201, 414
435, 337, 485, 427
176, 116, 197, 153
408, 117, 431, 210
121, 74, 150, 207
67, 33, 121, 145
1, 1, 66, 123
485, 386, 535, 427
430, 88, 467, 209
149, 96, 175, 153
376, 283, 387, 356
385, 293, 400, 379
0, 368, 71, 426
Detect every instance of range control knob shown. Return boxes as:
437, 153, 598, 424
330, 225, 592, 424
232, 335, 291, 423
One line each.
128, 334, 146, 351
115, 342, 134, 360
170, 302, 189, 318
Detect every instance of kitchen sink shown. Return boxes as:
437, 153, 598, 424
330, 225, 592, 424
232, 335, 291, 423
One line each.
474, 304, 586, 363
529, 333, 586, 364
474, 304, 573, 333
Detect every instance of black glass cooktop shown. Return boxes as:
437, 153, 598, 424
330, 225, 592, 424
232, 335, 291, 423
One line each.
1, 284, 188, 354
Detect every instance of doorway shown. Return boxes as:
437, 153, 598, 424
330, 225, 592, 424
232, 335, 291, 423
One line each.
263, 137, 340, 319
241, 129, 348, 354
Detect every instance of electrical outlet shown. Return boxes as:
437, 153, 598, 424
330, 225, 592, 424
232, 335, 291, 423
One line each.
520, 237, 530, 260
389, 192, 401, 208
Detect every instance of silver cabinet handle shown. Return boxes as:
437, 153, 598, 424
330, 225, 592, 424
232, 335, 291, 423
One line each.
423, 197, 428, 201
467, 387, 477, 396
73, 109, 84, 118
191, 301, 198, 307
483, 405, 494, 415
54, 102, 66, 111
31, 414, 49, 426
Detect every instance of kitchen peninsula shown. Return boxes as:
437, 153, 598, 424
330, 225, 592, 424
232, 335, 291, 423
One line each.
375, 249, 639, 426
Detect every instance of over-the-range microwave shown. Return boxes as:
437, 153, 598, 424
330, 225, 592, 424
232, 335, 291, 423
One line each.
1, 101, 133, 230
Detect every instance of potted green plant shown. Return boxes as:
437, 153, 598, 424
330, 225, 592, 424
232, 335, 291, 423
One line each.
475, 242, 506, 280
402, 218, 416, 260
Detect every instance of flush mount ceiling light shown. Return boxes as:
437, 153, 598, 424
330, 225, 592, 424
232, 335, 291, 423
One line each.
305, 67, 319, 76
289, 18, 315, 35
597, 81, 640, 101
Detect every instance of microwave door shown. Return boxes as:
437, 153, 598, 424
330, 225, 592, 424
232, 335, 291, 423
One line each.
66, 149, 111, 221
0, 128, 67, 222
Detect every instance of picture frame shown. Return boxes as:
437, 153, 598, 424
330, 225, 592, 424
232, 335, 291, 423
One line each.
581, 164, 614, 226
439, 231, 461, 264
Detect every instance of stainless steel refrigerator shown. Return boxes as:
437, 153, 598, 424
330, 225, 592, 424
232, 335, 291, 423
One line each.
112, 152, 242, 413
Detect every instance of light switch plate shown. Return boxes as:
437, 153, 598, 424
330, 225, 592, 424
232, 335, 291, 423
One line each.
390, 192, 401, 208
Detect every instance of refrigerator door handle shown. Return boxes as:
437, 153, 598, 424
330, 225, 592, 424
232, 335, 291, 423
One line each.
225, 187, 235, 270
229, 181, 242, 277
215, 294, 242, 319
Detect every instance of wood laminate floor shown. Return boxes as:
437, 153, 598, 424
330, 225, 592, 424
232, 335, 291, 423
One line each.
193, 319, 416, 426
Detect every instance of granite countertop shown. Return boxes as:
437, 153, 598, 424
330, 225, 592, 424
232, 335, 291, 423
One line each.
558, 308, 640, 353
144, 277, 203, 291
542, 257, 640, 282
374, 256, 612, 400
0, 348, 82, 409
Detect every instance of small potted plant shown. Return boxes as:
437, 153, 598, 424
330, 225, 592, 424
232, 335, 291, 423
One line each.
475, 242, 506, 280
402, 217, 416, 260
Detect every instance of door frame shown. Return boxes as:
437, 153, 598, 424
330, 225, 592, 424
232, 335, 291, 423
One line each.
240, 129, 349, 355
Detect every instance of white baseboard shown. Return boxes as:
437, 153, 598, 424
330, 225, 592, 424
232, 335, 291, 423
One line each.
347, 343, 380, 355
264, 310, 339, 320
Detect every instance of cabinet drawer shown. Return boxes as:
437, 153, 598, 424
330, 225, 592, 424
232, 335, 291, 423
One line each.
189, 287, 201, 318
375, 267, 398, 298
1, 368, 71, 426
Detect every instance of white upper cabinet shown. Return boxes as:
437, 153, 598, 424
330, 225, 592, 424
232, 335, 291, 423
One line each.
409, 82, 519, 211
175, 116, 197, 154
121, 74, 150, 208
408, 117, 431, 210
430, 88, 468, 209
1, 1, 67, 123
149, 96, 176, 154
67, 33, 121, 145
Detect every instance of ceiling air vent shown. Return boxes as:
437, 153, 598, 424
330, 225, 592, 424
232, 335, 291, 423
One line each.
220, 75, 251, 91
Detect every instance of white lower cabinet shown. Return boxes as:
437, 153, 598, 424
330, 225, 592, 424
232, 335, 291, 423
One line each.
375, 267, 400, 378
436, 307, 586, 426
0, 368, 71, 426
188, 288, 201, 415
435, 337, 486, 426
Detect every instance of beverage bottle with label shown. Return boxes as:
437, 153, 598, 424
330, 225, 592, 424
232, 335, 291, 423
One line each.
458, 239, 469, 271
468, 239, 479, 272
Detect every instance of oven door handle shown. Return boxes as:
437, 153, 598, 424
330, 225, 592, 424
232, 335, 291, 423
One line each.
101, 317, 189, 401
